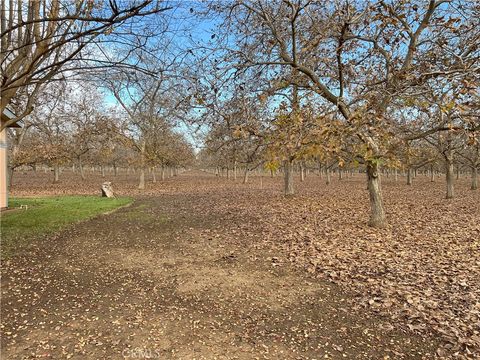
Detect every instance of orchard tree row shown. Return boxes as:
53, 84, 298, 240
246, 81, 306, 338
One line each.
7, 80, 195, 189
2, 1, 198, 190
2, 0, 479, 228
197, 89, 479, 193
188, 0, 479, 228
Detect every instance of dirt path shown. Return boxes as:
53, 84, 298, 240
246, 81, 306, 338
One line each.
1, 172, 438, 359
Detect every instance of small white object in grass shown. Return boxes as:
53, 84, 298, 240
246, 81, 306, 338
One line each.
20, 205, 28, 210
101, 182, 115, 198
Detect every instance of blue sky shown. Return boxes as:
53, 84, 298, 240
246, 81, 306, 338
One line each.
96, 2, 220, 152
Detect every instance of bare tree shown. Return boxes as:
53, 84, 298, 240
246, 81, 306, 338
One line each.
207, 0, 478, 227
29, 82, 71, 183
1, 0, 173, 129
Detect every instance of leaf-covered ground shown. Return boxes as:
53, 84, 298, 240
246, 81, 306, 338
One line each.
3, 169, 479, 358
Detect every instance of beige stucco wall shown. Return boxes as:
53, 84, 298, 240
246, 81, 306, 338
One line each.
0, 127, 7, 208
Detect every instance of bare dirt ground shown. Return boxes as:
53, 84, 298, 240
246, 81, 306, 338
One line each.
2, 169, 479, 359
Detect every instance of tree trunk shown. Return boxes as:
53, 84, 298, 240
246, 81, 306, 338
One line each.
300, 163, 305, 182
79, 158, 85, 180
152, 167, 157, 183
471, 167, 478, 190
233, 160, 237, 181
430, 165, 435, 182
445, 156, 454, 199
101, 165, 105, 178
113, 164, 118, 176
326, 167, 331, 185
284, 159, 294, 196
407, 167, 412, 185
366, 161, 386, 228
138, 143, 146, 190
7, 166, 14, 189
138, 168, 145, 189
339, 169, 343, 180
161, 165, 166, 181
53, 164, 60, 183
394, 168, 398, 182
243, 167, 249, 184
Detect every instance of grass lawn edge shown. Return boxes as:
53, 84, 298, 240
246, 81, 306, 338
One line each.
1, 195, 134, 259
